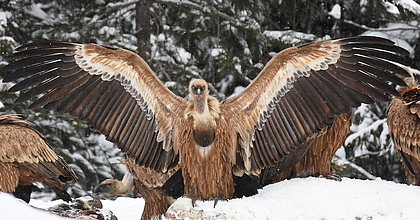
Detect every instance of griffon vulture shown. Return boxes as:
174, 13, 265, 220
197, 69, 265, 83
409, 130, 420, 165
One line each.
262, 112, 352, 185
387, 67, 420, 184
0, 112, 77, 202
94, 157, 259, 219
1, 36, 410, 200
94, 157, 178, 220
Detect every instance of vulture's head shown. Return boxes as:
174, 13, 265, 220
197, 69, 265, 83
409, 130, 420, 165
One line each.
94, 179, 117, 194
93, 179, 123, 195
189, 79, 208, 99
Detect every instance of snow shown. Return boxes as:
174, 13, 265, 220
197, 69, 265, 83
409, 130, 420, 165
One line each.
25, 3, 48, 20
0, 11, 7, 26
328, 4, 341, 19
211, 48, 224, 57
383, 1, 400, 15
101, 197, 144, 220
176, 47, 191, 64
2, 177, 420, 220
381, 0, 420, 14
0, 193, 65, 220
264, 30, 317, 45
396, 0, 420, 14
166, 178, 420, 220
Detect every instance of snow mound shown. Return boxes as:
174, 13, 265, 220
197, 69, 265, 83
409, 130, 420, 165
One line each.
165, 177, 420, 220
2, 177, 420, 220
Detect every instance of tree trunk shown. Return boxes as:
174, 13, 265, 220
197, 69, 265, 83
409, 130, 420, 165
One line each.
135, 0, 152, 60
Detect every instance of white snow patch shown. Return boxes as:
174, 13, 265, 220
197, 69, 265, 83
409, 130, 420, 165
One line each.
0, 11, 7, 26
328, 4, 341, 19
383, 1, 400, 14
230, 86, 245, 97
176, 47, 191, 64
25, 3, 48, 20
166, 177, 420, 220
4, 178, 420, 219
0, 193, 66, 220
396, 0, 420, 14
264, 30, 316, 45
211, 48, 224, 57
101, 197, 144, 220
98, 26, 117, 36
164, 81, 177, 88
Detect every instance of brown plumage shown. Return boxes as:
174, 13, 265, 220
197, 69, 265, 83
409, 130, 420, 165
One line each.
1, 36, 409, 200
387, 68, 420, 184
265, 112, 352, 184
94, 157, 178, 220
0, 112, 77, 202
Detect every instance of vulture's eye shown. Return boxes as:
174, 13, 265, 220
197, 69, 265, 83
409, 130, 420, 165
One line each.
192, 85, 204, 95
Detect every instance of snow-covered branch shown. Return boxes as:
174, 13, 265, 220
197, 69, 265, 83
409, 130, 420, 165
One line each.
343, 19, 419, 32
334, 155, 377, 180
88, 1, 138, 26
345, 119, 387, 146
154, 0, 237, 23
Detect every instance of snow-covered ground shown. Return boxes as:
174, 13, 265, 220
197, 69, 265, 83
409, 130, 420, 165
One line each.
1, 177, 420, 220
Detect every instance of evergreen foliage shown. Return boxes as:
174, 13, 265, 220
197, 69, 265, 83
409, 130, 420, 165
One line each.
0, 0, 419, 197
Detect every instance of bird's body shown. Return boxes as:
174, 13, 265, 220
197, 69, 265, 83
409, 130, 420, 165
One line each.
267, 112, 352, 184
1, 36, 410, 200
0, 112, 77, 202
387, 69, 420, 184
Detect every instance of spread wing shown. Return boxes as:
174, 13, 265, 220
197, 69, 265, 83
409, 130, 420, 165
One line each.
258, 112, 352, 186
222, 36, 410, 175
0, 112, 76, 201
2, 42, 186, 172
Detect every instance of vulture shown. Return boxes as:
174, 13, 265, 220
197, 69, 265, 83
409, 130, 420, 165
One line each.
94, 158, 259, 219
1, 36, 410, 201
263, 112, 352, 185
387, 67, 420, 185
0, 112, 77, 202
94, 157, 179, 220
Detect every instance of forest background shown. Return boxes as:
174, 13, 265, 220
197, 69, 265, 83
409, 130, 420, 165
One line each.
0, 0, 419, 198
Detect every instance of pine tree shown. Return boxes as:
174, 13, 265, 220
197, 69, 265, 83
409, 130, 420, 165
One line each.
1, 0, 419, 198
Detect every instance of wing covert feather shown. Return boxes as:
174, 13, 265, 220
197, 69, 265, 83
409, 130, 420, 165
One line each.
222, 36, 409, 174
3, 42, 186, 172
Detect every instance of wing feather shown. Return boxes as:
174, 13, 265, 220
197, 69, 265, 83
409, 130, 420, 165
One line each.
222, 36, 409, 174
287, 88, 319, 131
3, 42, 185, 172
55, 76, 103, 114
109, 97, 136, 140
269, 106, 294, 154
313, 70, 374, 104
308, 72, 348, 112
295, 78, 335, 123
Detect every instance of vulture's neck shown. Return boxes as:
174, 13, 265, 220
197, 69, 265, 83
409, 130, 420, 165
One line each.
193, 96, 209, 114
115, 172, 135, 194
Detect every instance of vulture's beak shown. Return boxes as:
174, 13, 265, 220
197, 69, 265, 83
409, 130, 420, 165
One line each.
192, 86, 204, 97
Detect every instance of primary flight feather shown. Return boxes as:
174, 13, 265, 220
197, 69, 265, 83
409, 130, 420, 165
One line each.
1, 36, 410, 199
